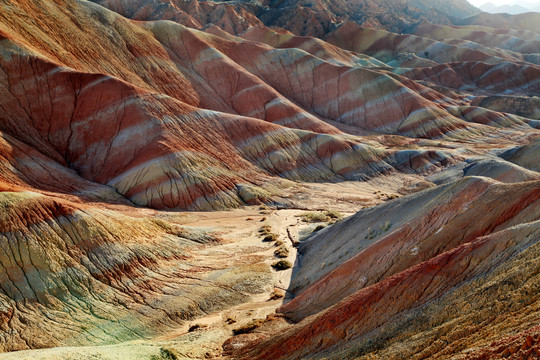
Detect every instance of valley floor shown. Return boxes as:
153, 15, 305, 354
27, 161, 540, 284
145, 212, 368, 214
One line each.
0, 176, 421, 360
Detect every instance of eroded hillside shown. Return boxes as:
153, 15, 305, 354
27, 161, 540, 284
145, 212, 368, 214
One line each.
0, 0, 538, 359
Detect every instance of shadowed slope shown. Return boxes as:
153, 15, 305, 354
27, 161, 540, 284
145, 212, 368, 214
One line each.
282, 177, 540, 319
90, 0, 481, 37
232, 177, 540, 359
501, 138, 540, 172
92, 0, 263, 35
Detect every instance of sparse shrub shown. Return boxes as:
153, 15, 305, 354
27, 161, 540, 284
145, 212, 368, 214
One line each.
298, 211, 328, 223
324, 210, 343, 220
269, 289, 285, 300
150, 347, 180, 360
274, 246, 289, 258
298, 210, 343, 223
272, 260, 292, 270
225, 317, 236, 324
188, 324, 207, 332
233, 318, 265, 335
274, 239, 284, 246
365, 221, 392, 239
265, 313, 280, 321
313, 224, 326, 232
259, 225, 272, 234
382, 220, 392, 232
365, 227, 378, 239
263, 233, 279, 242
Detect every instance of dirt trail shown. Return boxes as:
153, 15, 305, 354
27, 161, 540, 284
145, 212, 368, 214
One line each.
171, 209, 305, 336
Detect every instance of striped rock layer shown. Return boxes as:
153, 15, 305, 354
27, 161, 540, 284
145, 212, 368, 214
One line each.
0, 191, 271, 351
233, 177, 540, 360
1, 0, 538, 211
90, 0, 480, 37
0, 0, 538, 356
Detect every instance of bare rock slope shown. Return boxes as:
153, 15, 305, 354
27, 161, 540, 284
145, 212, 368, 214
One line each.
0, 0, 538, 358
234, 177, 540, 359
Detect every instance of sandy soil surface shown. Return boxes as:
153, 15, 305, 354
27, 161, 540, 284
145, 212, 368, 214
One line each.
0, 176, 420, 360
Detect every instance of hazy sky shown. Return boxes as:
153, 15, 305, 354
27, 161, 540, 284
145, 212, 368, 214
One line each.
468, 0, 535, 5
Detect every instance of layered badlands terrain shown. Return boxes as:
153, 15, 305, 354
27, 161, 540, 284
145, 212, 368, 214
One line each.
0, 0, 539, 359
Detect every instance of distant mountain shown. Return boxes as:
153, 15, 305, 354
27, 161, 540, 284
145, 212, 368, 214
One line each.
480, 1, 540, 14
254, 0, 482, 36
92, 0, 481, 36
461, 11, 540, 32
